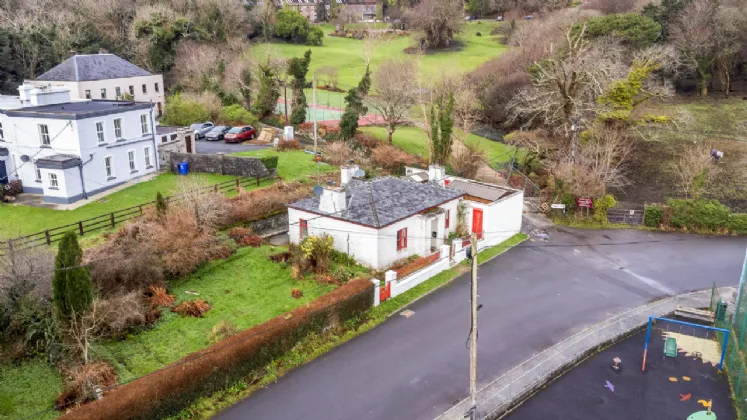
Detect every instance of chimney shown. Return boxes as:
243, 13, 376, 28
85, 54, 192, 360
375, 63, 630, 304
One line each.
69, 49, 76, 57
319, 186, 347, 214
428, 164, 445, 183
98, 48, 108, 54
340, 162, 359, 185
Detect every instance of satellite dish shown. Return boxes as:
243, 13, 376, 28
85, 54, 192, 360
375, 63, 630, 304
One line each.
353, 169, 365, 178
313, 186, 323, 197
20, 155, 29, 163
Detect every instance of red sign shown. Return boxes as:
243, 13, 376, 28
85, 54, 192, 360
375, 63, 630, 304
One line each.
576, 197, 593, 208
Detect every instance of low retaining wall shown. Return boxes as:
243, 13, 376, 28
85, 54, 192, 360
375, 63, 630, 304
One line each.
168, 152, 274, 178
247, 211, 289, 238
436, 287, 735, 420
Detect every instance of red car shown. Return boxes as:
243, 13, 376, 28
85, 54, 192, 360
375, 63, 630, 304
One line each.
224, 125, 256, 143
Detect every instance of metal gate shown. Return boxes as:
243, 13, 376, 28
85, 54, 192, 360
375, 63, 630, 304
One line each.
607, 208, 644, 225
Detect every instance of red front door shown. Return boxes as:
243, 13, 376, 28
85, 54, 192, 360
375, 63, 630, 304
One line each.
472, 208, 483, 239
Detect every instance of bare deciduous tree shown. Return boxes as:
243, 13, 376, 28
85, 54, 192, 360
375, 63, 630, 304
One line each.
713, 5, 747, 97
670, 1, 717, 97
334, 5, 360, 32
368, 58, 419, 144
65, 300, 109, 364
0, 242, 53, 309
670, 142, 714, 199
407, 0, 464, 49
360, 32, 381, 67
170, 176, 230, 230
315, 66, 339, 90
250, 0, 276, 41
172, 41, 227, 91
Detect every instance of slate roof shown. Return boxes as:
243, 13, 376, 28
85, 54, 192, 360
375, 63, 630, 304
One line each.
4, 100, 152, 120
289, 177, 464, 228
35, 54, 152, 82
446, 179, 514, 202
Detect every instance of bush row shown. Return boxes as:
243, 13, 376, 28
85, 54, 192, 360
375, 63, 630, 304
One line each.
644, 198, 747, 235
62, 279, 374, 420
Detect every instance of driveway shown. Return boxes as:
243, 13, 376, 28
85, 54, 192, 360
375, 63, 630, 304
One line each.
195, 139, 268, 154
215, 227, 745, 420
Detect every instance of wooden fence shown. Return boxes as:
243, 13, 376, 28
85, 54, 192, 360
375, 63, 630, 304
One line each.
0, 176, 273, 252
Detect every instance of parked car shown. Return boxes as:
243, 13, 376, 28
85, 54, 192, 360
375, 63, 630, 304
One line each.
224, 125, 256, 143
204, 125, 231, 141
189, 122, 214, 139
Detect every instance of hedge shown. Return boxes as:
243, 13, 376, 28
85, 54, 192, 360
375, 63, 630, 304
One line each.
62, 279, 374, 420
258, 155, 279, 171
644, 198, 747, 234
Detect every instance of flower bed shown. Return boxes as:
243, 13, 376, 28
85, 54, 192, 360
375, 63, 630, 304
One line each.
394, 252, 440, 278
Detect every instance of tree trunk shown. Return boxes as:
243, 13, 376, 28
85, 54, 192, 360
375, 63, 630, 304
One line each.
723, 70, 731, 98
387, 125, 395, 144
697, 69, 709, 97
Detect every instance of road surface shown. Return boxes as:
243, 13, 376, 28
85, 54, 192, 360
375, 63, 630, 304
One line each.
215, 227, 745, 420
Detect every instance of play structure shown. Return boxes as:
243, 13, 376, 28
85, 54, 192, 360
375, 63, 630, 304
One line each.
642, 316, 729, 372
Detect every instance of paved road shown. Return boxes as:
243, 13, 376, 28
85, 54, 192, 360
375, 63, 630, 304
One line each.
215, 227, 745, 420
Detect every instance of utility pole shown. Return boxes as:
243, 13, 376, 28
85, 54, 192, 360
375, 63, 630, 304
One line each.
283, 83, 289, 124
570, 116, 580, 164
313, 76, 319, 186
468, 233, 479, 420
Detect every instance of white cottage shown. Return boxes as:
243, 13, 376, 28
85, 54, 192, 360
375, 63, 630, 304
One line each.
288, 164, 524, 270
0, 85, 158, 204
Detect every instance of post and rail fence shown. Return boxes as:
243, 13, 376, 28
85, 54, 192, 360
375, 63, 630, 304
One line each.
0, 175, 273, 253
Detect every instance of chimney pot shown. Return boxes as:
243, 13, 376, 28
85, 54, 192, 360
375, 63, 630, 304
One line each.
69, 49, 76, 57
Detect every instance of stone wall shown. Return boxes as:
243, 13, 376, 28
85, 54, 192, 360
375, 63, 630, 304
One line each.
247, 212, 289, 238
168, 153, 274, 178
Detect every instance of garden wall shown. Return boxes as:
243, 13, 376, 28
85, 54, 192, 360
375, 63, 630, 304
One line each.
247, 211, 289, 238
167, 152, 276, 178
62, 279, 374, 420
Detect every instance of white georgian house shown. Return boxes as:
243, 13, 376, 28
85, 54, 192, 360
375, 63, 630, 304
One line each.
26, 51, 166, 116
0, 84, 158, 204
288, 164, 524, 270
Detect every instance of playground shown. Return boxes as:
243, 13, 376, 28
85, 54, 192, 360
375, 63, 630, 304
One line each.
506, 318, 736, 420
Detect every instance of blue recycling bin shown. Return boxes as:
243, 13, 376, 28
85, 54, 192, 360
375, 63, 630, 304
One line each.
178, 161, 189, 176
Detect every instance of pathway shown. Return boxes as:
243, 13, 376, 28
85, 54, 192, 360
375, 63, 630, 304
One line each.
215, 227, 745, 420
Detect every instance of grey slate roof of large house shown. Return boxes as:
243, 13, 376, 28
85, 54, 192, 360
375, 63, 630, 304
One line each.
35, 54, 152, 82
4, 100, 152, 120
445, 179, 515, 202
289, 177, 464, 228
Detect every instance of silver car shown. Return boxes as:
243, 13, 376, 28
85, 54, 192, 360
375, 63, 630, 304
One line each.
190, 122, 215, 139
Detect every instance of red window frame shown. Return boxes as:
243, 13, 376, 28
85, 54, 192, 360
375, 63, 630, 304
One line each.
300, 219, 308, 239
445, 209, 450, 229
396, 228, 408, 251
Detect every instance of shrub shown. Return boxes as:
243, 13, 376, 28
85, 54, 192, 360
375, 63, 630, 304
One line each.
144, 285, 176, 309
351, 133, 381, 150
155, 192, 168, 218
300, 235, 334, 274
644, 205, 664, 228
228, 228, 265, 247
258, 155, 279, 171
333, 266, 356, 283
291, 288, 304, 299
323, 141, 368, 167
161, 95, 210, 127
60, 279, 373, 419
54, 232, 92, 319
57, 362, 117, 410
86, 230, 164, 296
729, 214, 747, 235
370, 144, 425, 174
172, 299, 212, 318
476, 32, 482, 36
218, 104, 259, 127
667, 198, 730, 232
306, 26, 324, 45
228, 181, 312, 224
208, 320, 238, 344
450, 142, 485, 179
593, 194, 617, 224
277, 138, 302, 151
98, 292, 148, 338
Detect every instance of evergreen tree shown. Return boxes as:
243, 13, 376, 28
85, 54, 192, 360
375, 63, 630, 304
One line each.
156, 191, 168, 218
339, 66, 372, 140
239, 68, 252, 109
254, 62, 281, 117
53, 231, 92, 319
287, 50, 312, 125
430, 93, 455, 165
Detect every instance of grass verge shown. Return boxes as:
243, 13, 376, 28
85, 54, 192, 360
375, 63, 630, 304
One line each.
168, 233, 528, 419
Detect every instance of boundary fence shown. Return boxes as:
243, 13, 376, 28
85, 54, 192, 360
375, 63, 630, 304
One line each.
0, 175, 273, 252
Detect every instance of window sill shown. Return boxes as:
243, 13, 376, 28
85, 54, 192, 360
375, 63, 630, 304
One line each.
107, 176, 116, 181
48, 187, 59, 190
39, 145, 51, 149
34, 180, 42, 183
146, 165, 154, 170
115, 138, 126, 142
99, 143, 109, 147
130, 170, 138, 174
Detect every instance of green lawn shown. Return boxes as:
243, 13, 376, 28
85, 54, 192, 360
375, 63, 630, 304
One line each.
0, 173, 248, 238
254, 22, 508, 88
94, 245, 337, 382
360, 126, 518, 163
232, 149, 335, 179
0, 359, 62, 420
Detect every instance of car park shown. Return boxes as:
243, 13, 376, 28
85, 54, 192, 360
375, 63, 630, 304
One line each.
189, 122, 215, 139
224, 125, 256, 143
204, 125, 231, 141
